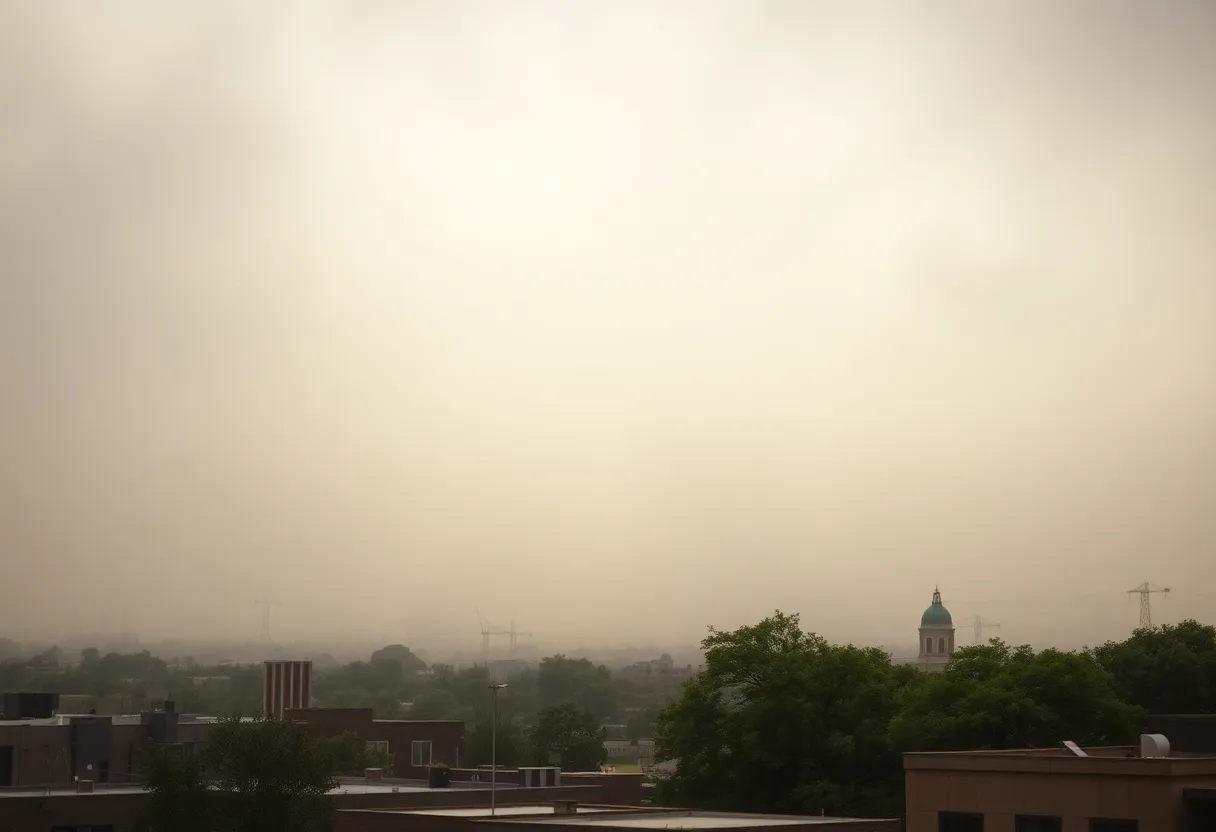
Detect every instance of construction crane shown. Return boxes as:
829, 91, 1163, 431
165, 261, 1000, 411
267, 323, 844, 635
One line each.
971, 615, 1001, 645
507, 621, 532, 654
477, 613, 534, 655
1128, 583, 1170, 629
477, 612, 510, 655
256, 597, 282, 643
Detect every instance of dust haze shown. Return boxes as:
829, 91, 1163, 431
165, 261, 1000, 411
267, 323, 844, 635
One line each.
2, 1, 1214, 653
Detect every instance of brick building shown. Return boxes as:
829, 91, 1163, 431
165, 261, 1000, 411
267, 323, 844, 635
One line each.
286, 708, 465, 778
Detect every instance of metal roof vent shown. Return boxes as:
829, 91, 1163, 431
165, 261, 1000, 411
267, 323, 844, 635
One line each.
1141, 734, 1170, 758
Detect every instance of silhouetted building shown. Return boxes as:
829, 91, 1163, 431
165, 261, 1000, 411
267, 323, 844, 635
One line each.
263, 659, 312, 718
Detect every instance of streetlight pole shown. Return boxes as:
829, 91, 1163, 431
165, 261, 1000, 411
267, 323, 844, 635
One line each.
488, 683, 508, 816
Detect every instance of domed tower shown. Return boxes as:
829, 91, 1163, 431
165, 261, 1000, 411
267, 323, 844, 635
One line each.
917, 587, 955, 672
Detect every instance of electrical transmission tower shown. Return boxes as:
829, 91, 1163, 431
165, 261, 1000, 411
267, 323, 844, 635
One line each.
972, 615, 1001, 645
1127, 583, 1170, 628
257, 597, 283, 642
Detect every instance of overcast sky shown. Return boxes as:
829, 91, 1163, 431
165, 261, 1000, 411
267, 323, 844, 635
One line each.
2, 1, 1214, 652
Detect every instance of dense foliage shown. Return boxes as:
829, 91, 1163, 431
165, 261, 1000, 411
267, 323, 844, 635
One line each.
654, 612, 916, 819
1092, 620, 1216, 715
143, 716, 368, 832
654, 612, 1216, 821
530, 704, 608, 771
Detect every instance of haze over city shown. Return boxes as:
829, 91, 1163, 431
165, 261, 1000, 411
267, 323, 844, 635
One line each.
2, 1, 1213, 653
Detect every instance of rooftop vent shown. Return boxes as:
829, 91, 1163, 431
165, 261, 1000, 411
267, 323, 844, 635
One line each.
1141, 734, 1170, 758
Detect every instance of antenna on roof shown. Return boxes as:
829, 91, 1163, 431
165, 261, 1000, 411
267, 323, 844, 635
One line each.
1063, 741, 1088, 757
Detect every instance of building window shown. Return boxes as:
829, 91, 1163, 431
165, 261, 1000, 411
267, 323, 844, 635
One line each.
1090, 822, 1137, 832
1016, 817, 1062, 832
926, 638, 934, 654
938, 637, 946, 654
411, 740, 432, 767
939, 812, 984, 832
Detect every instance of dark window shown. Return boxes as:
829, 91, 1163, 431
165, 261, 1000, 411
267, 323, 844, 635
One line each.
1016, 817, 1062, 832
926, 638, 934, 653
0, 745, 13, 787
1091, 822, 1137, 832
940, 812, 984, 832
96, 759, 109, 783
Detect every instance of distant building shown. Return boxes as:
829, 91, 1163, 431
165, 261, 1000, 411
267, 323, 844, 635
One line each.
263, 660, 312, 718
619, 654, 697, 680
915, 587, 956, 673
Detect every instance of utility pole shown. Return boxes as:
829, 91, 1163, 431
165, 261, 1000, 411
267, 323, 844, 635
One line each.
972, 615, 1001, 645
1127, 583, 1170, 628
488, 684, 507, 816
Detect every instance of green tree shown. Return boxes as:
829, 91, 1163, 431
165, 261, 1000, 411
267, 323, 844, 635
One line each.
143, 747, 212, 832
1092, 620, 1216, 715
624, 708, 658, 739
890, 640, 1143, 752
369, 644, 427, 676
530, 704, 607, 771
655, 612, 915, 819
143, 716, 368, 832
537, 655, 620, 720
409, 687, 461, 719
463, 695, 530, 768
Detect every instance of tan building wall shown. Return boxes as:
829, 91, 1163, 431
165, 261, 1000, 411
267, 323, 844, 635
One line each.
905, 748, 1216, 832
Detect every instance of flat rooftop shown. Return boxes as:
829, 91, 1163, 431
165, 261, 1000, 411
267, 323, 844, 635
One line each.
0, 778, 498, 799
512, 813, 879, 828
404, 806, 620, 817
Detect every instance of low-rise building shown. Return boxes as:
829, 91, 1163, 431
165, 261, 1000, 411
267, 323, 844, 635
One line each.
904, 735, 1216, 831
286, 708, 465, 778
0, 775, 608, 832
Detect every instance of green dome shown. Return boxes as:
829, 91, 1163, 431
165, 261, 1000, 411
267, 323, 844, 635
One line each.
921, 587, 953, 627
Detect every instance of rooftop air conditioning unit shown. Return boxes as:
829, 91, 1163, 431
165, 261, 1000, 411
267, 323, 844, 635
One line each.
518, 766, 561, 788
1141, 734, 1170, 758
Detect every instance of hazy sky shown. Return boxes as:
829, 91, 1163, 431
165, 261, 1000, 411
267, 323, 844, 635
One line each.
2, 1, 1214, 651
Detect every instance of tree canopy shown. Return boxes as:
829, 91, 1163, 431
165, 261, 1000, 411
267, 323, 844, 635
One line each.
890, 640, 1142, 752
530, 704, 607, 771
144, 715, 368, 832
369, 644, 427, 676
655, 612, 916, 819
1092, 619, 1216, 715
